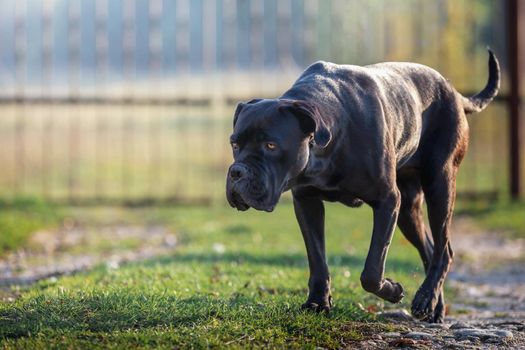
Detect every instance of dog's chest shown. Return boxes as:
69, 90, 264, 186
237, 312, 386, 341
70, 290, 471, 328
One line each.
321, 190, 364, 207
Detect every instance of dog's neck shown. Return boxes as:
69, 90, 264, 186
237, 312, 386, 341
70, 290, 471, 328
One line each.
284, 145, 333, 191
305, 145, 330, 175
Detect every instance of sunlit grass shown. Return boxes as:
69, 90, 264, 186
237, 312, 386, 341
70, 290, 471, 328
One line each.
0, 203, 420, 348
466, 201, 525, 238
0, 198, 60, 257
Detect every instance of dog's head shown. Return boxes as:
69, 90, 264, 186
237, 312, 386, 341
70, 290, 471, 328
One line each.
226, 98, 331, 212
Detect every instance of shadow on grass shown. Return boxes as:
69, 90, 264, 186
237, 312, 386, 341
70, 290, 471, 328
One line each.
0, 290, 370, 339
139, 251, 421, 273
0, 294, 242, 338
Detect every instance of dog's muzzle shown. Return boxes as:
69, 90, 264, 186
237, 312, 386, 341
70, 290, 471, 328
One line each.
226, 163, 275, 212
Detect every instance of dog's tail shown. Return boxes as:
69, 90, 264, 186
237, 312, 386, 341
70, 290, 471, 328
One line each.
461, 49, 500, 115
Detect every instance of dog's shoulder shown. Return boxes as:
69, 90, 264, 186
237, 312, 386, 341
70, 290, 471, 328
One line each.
302, 60, 366, 77
296, 61, 373, 89
304, 60, 334, 73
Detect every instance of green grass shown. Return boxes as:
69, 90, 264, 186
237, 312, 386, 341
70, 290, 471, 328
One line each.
0, 203, 423, 349
0, 198, 60, 256
466, 201, 525, 238
0, 196, 522, 348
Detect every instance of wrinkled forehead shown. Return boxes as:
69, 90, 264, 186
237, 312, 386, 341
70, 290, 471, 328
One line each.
232, 100, 295, 142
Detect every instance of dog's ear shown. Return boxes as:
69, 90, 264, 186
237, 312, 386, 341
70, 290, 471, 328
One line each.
279, 100, 331, 148
233, 103, 244, 128
233, 98, 263, 128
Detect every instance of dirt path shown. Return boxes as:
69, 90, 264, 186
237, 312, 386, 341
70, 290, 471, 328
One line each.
356, 217, 525, 349
1, 217, 523, 348
0, 223, 177, 286
450, 218, 525, 322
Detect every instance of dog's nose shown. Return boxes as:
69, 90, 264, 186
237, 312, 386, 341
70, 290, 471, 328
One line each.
229, 164, 246, 181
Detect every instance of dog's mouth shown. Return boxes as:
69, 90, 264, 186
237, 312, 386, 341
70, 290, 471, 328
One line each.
226, 162, 282, 212
227, 187, 276, 212
229, 190, 251, 211
226, 177, 277, 212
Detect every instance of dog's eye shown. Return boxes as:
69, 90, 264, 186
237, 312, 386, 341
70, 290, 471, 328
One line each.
265, 142, 277, 151
231, 142, 239, 151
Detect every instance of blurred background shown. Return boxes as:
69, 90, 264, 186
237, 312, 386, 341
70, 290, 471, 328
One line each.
0, 0, 522, 205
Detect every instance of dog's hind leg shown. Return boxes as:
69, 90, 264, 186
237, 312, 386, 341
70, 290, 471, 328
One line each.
411, 162, 458, 322
397, 172, 445, 323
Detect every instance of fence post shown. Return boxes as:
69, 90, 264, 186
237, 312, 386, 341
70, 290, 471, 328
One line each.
507, 0, 522, 200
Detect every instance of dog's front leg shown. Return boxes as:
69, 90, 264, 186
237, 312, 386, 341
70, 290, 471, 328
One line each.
293, 190, 332, 313
360, 191, 405, 303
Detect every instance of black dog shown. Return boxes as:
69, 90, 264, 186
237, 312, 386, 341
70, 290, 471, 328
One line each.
226, 50, 500, 323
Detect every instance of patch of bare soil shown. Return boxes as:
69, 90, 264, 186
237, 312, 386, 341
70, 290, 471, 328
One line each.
450, 218, 525, 322
351, 217, 525, 349
0, 222, 177, 287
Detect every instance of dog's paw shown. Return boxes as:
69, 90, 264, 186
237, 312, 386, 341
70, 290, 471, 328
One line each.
370, 278, 404, 303
411, 288, 438, 321
432, 307, 445, 324
420, 296, 445, 323
301, 295, 332, 313
383, 278, 405, 303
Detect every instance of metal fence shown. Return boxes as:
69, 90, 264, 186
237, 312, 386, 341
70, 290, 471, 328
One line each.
0, 0, 521, 205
